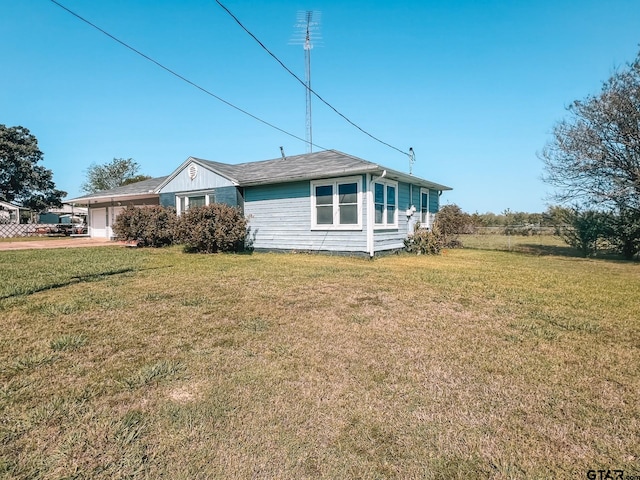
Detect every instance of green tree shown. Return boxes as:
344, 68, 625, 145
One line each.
0, 124, 66, 212
555, 207, 608, 257
605, 208, 640, 260
81, 158, 151, 193
541, 50, 640, 258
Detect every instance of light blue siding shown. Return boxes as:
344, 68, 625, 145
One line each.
215, 186, 241, 208
411, 185, 421, 209
373, 181, 411, 251
245, 180, 368, 252
158, 162, 234, 194
161, 171, 443, 255
429, 188, 439, 213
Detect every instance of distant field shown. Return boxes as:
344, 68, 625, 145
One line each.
460, 233, 576, 255
1, 246, 638, 478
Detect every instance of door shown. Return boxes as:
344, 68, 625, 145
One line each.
90, 208, 107, 238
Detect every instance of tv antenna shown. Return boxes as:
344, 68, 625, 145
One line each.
409, 147, 415, 175
292, 11, 321, 153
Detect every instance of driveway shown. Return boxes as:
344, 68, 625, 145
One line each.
0, 237, 122, 251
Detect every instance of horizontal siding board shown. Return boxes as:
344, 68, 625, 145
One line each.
429, 189, 439, 213
412, 185, 421, 209
398, 182, 411, 211
246, 180, 367, 252
215, 186, 240, 207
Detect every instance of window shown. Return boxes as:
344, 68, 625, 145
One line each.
311, 176, 362, 229
176, 192, 212, 214
373, 179, 398, 228
189, 195, 206, 209
420, 188, 433, 228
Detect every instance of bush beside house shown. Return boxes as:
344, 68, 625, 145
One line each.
113, 204, 247, 253
176, 204, 247, 253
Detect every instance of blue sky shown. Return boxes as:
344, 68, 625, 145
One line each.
2, 1, 639, 213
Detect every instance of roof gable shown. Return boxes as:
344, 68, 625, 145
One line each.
157, 159, 236, 194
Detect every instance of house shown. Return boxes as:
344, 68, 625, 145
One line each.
38, 204, 88, 225
0, 201, 29, 224
67, 150, 452, 256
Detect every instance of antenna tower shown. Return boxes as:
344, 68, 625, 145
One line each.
409, 147, 415, 175
292, 11, 321, 153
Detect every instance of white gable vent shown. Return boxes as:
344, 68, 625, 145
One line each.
188, 164, 198, 181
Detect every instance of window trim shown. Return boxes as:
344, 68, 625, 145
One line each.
176, 191, 213, 215
373, 178, 399, 229
310, 176, 363, 230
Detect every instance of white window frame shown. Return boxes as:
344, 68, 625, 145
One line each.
373, 178, 399, 229
176, 191, 213, 215
310, 176, 363, 230
420, 187, 434, 228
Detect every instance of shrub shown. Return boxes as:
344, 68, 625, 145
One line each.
554, 208, 607, 257
175, 203, 247, 253
432, 205, 472, 247
603, 208, 640, 260
404, 223, 445, 255
112, 205, 177, 247
436, 204, 476, 235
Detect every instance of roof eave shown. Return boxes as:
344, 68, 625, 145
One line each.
377, 167, 453, 191
66, 192, 159, 205
238, 165, 382, 187
239, 165, 452, 191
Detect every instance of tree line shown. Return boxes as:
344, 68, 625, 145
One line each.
436, 204, 638, 259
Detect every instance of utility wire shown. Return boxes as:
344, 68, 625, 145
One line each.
214, 0, 411, 157
49, 0, 329, 152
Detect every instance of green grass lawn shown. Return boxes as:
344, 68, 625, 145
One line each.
0, 236, 64, 243
1, 245, 638, 479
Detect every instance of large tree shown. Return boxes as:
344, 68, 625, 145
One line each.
81, 157, 151, 194
541, 50, 640, 212
0, 124, 66, 212
541, 50, 640, 258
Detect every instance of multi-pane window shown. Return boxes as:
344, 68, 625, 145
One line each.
177, 193, 212, 214
421, 189, 429, 224
189, 195, 206, 209
311, 177, 362, 229
373, 179, 398, 228
420, 188, 434, 228
338, 183, 358, 225
315, 185, 334, 225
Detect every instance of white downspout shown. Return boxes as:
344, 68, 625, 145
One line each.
367, 173, 374, 257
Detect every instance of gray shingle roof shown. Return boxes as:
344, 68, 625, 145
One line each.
67, 176, 169, 203
193, 150, 381, 186
68, 150, 452, 204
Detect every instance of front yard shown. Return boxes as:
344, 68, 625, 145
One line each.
1, 246, 638, 478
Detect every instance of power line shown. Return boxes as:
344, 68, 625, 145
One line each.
48, 0, 329, 151
214, 0, 411, 157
